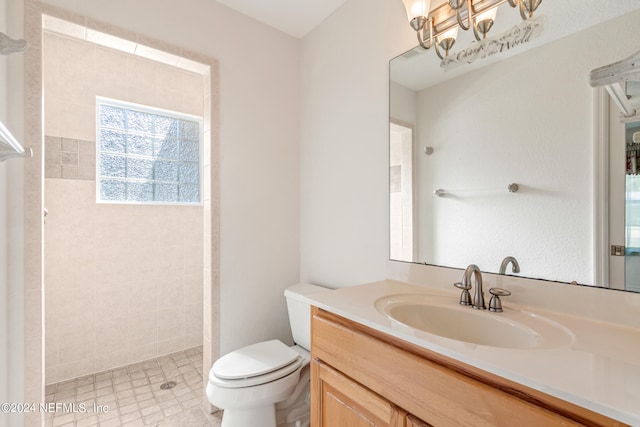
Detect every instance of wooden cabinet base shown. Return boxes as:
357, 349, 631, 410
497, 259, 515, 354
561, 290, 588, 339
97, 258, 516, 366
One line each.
310, 307, 627, 427
312, 361, 406, 427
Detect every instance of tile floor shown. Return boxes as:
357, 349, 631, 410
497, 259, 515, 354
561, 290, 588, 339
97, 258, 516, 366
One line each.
44, 346, 222, 427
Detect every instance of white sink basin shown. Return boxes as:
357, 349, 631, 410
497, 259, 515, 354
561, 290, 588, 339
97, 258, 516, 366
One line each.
375, 294, 573, 349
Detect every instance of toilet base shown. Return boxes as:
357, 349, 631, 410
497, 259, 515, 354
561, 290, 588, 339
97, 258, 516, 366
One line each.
221, 404, 276, 427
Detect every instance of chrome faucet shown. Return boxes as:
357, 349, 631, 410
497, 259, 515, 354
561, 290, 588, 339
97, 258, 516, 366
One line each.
454, 264, 485, 310
499, 256, 520, 275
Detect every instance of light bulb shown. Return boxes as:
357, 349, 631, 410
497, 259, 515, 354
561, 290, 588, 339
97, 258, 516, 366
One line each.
402, 0, 431, 22
476, 7, 497, 24
437, 26, 459, 43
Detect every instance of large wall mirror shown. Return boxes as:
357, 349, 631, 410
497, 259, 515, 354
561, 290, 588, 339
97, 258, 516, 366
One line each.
390, 3, 640, 292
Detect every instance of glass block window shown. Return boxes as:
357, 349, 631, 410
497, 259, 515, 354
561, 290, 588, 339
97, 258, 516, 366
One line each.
97, 98, 202, 204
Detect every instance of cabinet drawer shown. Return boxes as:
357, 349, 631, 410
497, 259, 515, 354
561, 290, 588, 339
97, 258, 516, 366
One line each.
311, 308, 620, 427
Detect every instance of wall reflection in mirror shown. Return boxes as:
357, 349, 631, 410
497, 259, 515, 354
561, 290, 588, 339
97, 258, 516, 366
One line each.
390, 6, 640, 292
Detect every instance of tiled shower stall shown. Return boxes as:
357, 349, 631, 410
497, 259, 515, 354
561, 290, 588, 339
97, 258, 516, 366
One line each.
43, 27, 205, 384
20, 2, 220, 424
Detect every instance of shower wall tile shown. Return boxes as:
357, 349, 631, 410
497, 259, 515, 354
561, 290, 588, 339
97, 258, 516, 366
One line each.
65, 99, 97, 141
126, 56, 159, 107
45, 149, 61, 165
52, 357, 96, 384
96, 316, 129, 354
158, 337, 185, 356
130, 343, 157, 363
61, 164, 79, 179
184, 276, 203, 306
95, 350, 129, 373
183, 72, 204, 103
129, 283, 158, 314
96, 46, 129, 100
24, 288, 42, 338
24, 335, 43, 397
61, 137, 78, 153
46, 135, 62, 150
185, 304, 203, 338
44, 30, 206, 384
57, 35, 97, 102
95, 285, 128, 319
127, 312, 158, 346
185, 333, 202, 350
45, 136, 97, 180
45, 165, 62, 179
78, 140, 96, 180
158, 311, 184, 341
158, 279, 184, 310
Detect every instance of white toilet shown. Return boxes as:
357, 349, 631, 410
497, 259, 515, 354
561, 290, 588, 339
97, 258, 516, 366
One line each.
206, 283, 328, 427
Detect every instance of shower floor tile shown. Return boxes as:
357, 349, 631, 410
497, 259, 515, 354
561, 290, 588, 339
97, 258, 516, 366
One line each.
44, 346, 222, 427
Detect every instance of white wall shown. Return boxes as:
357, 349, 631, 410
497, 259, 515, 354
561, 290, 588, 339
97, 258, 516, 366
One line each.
301, 1, 640, 288
3, 0, 26, 425
0, 0, 9, 424
38, 0, 301, 355
414, 41, 592, 282
412, 25, 585, 283
389, 81, 417, 126
407, 10, 640, 285
299, 0, 414, 287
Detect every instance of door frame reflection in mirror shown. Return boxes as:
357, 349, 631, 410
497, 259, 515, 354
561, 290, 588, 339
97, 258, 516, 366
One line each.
390, 119, 417, 263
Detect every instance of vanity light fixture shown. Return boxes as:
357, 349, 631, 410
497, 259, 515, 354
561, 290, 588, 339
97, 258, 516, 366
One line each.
473, 7, 497, 41
518, 0, 543, 20
402, 0, 543, 59
437, 26, 459, 57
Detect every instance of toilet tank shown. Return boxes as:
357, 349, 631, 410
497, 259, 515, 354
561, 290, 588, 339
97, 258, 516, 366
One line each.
284, 283, 329, 351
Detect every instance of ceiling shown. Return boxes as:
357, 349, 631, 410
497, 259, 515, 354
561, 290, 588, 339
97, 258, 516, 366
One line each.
215, 0, 350, 38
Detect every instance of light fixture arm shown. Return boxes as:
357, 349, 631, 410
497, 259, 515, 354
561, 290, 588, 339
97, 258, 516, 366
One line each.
472, 19, 482, 41
434, 36, 445, 59
518, 0, 529, 20
417, 16, 435, 50
519, 0, 542, 20
450, 0, 472, 31
405, 0, 543, 58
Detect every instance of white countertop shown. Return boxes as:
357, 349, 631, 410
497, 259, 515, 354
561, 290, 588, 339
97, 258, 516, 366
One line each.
304, 279, 640, 426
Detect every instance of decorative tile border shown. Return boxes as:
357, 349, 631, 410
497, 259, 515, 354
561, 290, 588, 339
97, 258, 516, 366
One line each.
45, 136, 96, 180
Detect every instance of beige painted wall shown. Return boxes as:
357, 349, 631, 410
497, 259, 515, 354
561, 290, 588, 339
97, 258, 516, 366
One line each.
3, 0, 27, 424
410, 11, 640, 284
43, 31, 204, 383
1, 0, 10, 422
299, 0, 413, 287
37, 0, 302, 359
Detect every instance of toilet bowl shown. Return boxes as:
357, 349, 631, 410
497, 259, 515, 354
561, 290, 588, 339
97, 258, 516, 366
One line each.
206, 283, 328, 427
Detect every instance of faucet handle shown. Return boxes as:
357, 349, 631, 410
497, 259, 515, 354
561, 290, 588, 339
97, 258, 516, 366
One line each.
488, 288, 511, 312
454, 282, 472, 306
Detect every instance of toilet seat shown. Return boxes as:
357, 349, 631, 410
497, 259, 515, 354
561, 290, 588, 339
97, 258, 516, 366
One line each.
211, 340, 303, 388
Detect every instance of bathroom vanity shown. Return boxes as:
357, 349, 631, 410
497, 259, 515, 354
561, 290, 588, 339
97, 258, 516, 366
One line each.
307, 280, 640, 426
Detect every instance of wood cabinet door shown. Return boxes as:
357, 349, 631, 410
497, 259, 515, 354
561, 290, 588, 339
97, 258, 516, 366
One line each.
407, 415, 433, 427
311, 360, 405, 427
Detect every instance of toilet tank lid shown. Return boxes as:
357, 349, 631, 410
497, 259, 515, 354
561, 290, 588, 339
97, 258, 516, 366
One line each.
212, 340, 300, 380
284, 283, 329, 299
